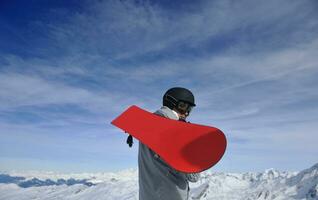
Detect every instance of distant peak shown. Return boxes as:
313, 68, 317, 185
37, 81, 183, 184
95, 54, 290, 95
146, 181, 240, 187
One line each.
310, 163, 318, 170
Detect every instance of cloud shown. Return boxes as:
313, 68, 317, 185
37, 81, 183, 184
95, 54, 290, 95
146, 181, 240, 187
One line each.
0, 56, 157, 115
22, 0, 315, 61
1, 0, 318, 172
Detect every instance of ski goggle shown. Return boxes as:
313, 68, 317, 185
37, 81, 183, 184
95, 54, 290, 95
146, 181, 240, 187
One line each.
165, 94, 194, 115
176, 101, 193, 116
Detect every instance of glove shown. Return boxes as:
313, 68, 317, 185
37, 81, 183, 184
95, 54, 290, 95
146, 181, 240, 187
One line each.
126, 134, 133, 147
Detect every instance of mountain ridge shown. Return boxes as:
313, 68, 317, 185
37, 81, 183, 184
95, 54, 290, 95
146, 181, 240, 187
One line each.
0, 163, 317, 200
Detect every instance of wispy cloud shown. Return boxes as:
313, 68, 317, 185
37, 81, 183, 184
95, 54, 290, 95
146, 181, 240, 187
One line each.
0, 0, 317, 172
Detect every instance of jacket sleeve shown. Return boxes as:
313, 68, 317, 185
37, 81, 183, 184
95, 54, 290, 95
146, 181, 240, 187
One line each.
184, 173, 200, 182
153, 152, 200, 182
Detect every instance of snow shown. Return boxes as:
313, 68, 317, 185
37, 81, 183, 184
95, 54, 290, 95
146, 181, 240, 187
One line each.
0, 163, 317, 200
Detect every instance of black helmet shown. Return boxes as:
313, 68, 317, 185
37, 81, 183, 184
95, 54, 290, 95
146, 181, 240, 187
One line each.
163, 87, 196, 110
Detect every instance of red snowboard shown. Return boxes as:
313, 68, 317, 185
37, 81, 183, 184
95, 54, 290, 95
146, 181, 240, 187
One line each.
111, 105, 227, 173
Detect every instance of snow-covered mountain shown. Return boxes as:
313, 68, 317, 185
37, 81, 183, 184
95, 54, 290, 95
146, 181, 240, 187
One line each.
0, 163, 317, 200
189, 163, 317, 200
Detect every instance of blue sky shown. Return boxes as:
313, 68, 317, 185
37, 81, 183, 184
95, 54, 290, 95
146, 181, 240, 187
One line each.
0, 0, 317, 173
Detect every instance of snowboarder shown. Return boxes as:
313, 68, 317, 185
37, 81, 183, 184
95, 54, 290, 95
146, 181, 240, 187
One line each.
138, 87, 200, 200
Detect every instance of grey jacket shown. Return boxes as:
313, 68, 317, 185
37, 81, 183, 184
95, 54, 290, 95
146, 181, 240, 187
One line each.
138, 106, 200, 200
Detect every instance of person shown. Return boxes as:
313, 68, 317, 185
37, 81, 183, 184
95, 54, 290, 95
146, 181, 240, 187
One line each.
138, 87, 200, 200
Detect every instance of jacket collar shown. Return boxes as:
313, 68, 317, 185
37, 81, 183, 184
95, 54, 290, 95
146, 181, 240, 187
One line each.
155, 106, 179, 120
